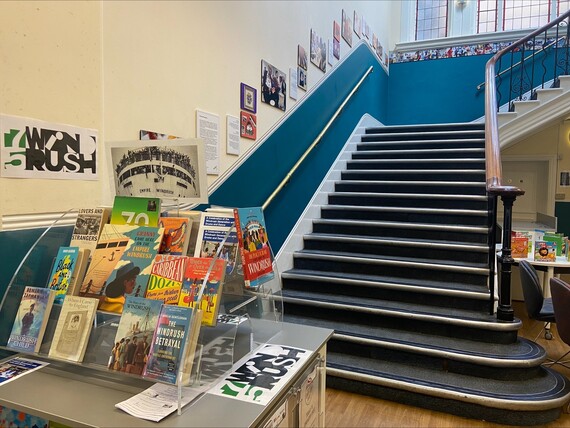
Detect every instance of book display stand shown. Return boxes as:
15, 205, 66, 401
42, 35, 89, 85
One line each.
0, 208, 290, 418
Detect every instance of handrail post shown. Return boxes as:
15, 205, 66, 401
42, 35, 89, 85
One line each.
497, 193, 517, 322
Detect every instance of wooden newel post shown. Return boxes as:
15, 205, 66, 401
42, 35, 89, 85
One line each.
497, 193, 517, 321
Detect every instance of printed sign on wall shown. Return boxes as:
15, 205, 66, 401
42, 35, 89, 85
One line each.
0, 114, 98, 180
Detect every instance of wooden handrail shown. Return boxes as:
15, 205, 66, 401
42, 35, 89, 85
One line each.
262, 65, 374, 211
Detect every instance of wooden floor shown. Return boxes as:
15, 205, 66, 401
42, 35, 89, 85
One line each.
325, 301, 570, 427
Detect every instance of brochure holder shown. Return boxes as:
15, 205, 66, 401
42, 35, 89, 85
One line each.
0, 207, 284, 415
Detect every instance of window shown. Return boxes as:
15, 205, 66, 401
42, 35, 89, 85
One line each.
478, 0, 499, 33
502, 0, 550, 31
416, 0, 448, 41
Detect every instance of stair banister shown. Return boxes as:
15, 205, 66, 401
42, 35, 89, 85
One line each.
262, 65, 374, 211
484, 11, 570, 321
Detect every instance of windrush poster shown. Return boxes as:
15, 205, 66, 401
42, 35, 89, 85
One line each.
0, 114, 98, 180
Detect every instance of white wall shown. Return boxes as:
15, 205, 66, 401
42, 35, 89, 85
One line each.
0, 0, 393, 224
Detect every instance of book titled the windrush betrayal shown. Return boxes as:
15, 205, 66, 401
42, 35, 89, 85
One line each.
7, 286, 56, 353
47, 246, 80, 305
146, 255, 189, 305
48, 295, 98, 363
179, 257, 226, 327
143, 304, 202, 385
233, 207, 274, 290
110, 196, 161, 227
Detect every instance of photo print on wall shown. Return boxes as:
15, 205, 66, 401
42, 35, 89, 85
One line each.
240, 111, 257, 140
353, 11, 361, 38
261, 60, 287, 111
333, 38, 340, 60
240, 83, 257, 114
298, 68, 307, 90
310, 29, 327, 73
342, 9, 353, 47
298, 45, 308, 70
333, 20, 340, 42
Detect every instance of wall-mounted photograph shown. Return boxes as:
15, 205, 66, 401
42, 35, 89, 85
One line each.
333, 21, 340, 42
342, 9, 352, 47
298, 45, 308, 70
107, 139, 208, 204
310, 29, 327, 73
261, 60, 287, 111
353, 11, 361, 38
333, 38, 340, 60
240, 83, 257, 113
240, 111, 257, 140
298, 67, 307, 90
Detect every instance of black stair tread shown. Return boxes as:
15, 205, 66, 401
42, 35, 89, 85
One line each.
329, 191, 488, 200
284, 314, 538, 364
364, 130, 485, 138
314, 218, 489, 235
304, 233, 489, 252
336, 180, 486, 187
365, 123, 485, 133
322, 204, 489, 217
295, 248, 489, 270
354, 147, 485, 155
282, 269, 491, 295
326, 352, 570, 402
342, 168, 485, 175
348, 158, 485, 164
281, 289, 499, 324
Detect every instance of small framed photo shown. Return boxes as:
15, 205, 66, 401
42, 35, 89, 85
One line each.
240, 111, 257, 140
333, 20, 341, 42
298, 45, 308, 70
240, 83, 257, 113
298, 67, 307, 90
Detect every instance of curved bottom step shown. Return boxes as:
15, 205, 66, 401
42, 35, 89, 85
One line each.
327, 364, 570, 426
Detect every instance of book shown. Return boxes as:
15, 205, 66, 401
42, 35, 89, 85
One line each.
110, 196, 161, 227
534, 240, 557, 262
179, 257, 227, 326
67, 248, 91, 296
233, 207, 274, 289
48, 295, 98, 362
158, 216, 191, 255
70, 207, 111, 254
543, 233, 565, 256
0, 286, 27, 347
146, 255, 189, 305
511, 235, 529, 259
109, 296, 162, 375
143, 304, 202, 385
47, 246, 80, 305
80, 224, 164, 314
7, 286, 56, 353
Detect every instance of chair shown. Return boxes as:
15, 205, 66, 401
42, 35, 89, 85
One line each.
548, 277, 570, 367
519, 260, 555, 340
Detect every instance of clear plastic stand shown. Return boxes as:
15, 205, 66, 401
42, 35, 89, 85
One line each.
0, 206, 284, 416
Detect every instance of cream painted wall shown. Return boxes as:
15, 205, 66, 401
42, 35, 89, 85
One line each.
0, 1, 393, 221
0, 1, 102, 220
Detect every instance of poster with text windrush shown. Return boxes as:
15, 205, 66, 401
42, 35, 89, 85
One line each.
0, 114, 98, 180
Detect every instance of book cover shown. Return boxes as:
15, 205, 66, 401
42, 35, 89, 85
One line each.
7, 286, 56, 353
543, 233, 564, 256
534, 240, 557, 262
80, 224, 164, 314
47, 246, 80, 305
146, 255, 189, 305
158, 216, 191, 255
0, 286, 27, 347
48, 295, 98, 363
109, 296, 162, 375
67, 248, 91, 296
70, 207, 111, 254
510, 236, 529, 259
110, 196, 161, 227
233, 207, 274, 289
179, 257, 227, 326
143, 304, 202, 385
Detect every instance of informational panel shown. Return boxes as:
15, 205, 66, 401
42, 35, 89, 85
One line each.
196, 110, 220, 175
226, 115, 240, 156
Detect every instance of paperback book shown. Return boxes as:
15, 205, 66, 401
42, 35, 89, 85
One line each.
80, 224, 164, 314
110, 296, 162, 375
48, 295, 98, 363
110, 196, 161, 227
47, 246, 80, 305
510, 235, 529, 259
179, 257, 227, 326
143, 304, 202, 385
534, 240, 557, 262
70, 207, 111, 254
146, 255, 189, 305
7, 286, 56, 353
233, 207, 274, 289
158, 216, 191, 255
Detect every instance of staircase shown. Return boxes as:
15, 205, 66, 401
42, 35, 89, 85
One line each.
280, 122, 570, 425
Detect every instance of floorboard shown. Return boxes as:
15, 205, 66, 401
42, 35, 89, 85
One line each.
325, 301, 570, 427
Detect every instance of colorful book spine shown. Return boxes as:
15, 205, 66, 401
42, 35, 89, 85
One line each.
47, 246, 80, 305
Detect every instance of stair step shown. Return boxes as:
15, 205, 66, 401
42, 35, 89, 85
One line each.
341, 169, 486, 182
328, 191, 489, 210
365, 123, 485, 134
283, 313, 541, 367
363, 130, 485, 142
302, 234, 489, 264
353, 147, 485, 159
313, 218, 489, 244
512, 99, 541, 115
498, 111, 517, 126
359, 138, 485, 150
535, 87, 564, 103
334, 180, 487, 196
346, 158, 485, 170
320, 204, 489, 226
